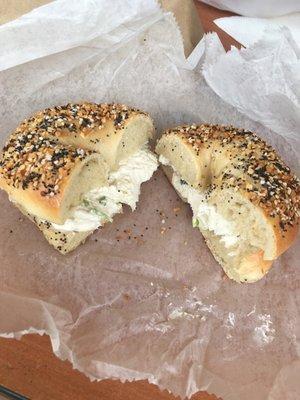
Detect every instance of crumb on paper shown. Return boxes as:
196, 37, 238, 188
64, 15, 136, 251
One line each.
123, 293, 131, 301
253, 314, 275, 345
115, 225, 150, 244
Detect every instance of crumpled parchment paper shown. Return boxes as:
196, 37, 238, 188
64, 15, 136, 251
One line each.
202, 28, 300, 174
214, 14, 300, 47
0, 1, 299, 400
200, 0, 300, 18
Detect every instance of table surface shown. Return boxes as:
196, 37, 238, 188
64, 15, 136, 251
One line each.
0, 2, 239, 400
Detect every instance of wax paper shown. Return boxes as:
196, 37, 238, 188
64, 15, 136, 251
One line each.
214, 14, 300, 47
0, 1, 299, 400
202, 28, 300, 174
200, 0, 300, 18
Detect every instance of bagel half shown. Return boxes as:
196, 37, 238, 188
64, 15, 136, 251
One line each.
0, 102, 157, 253
156, 124, 299, 283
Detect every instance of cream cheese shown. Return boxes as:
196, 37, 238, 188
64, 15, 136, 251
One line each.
159, 154, 238, 248
52, 149, 158, 232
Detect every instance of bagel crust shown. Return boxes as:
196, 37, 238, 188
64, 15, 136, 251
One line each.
0, 102, 156, 252
156, 124, 300, 282
0, 134, 107, 224
15, 102, 153, 168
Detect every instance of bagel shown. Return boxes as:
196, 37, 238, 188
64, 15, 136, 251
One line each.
156, 124, 299, 283
0, 102, 158, 253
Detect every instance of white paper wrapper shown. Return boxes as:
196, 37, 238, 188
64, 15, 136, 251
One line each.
0, 1, 299, 400
199, 0, 300, 18
215, 13, 300, 47
202, 29, 300, 173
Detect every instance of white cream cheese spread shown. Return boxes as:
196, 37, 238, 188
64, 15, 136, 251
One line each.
52, 149, 158, 232
159, 154, 238, 248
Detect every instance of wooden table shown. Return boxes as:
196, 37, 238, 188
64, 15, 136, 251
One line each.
0, 2, 240, 400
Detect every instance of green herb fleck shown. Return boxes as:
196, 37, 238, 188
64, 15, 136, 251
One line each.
83, 199, 90, 208
192, 218, 199, 228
